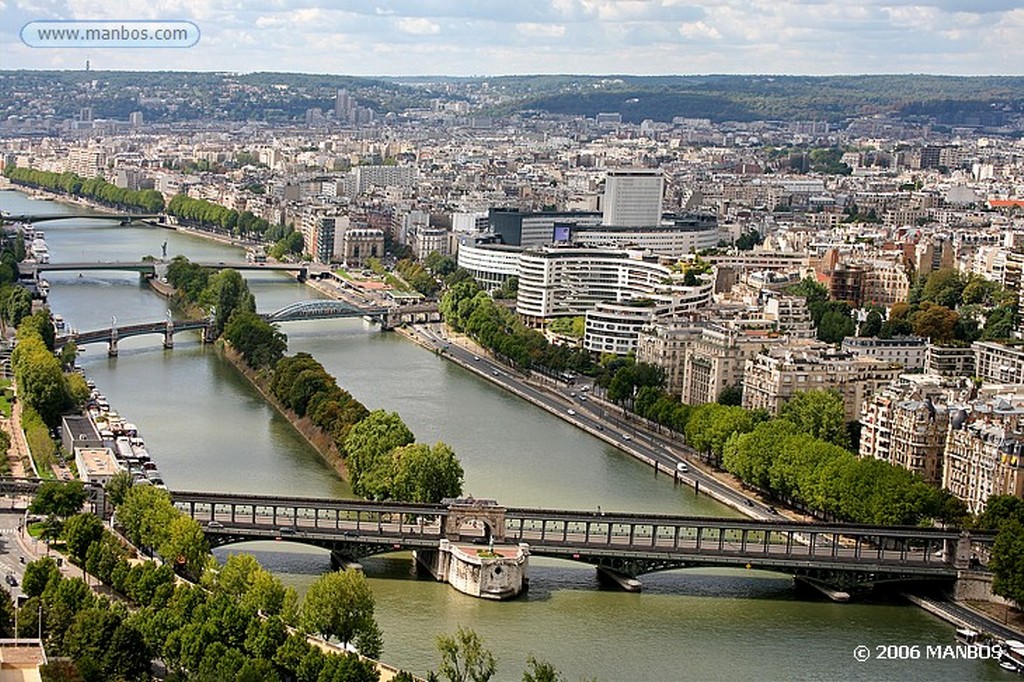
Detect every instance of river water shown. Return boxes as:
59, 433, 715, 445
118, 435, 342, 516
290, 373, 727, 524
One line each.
1, 189, 1005, 681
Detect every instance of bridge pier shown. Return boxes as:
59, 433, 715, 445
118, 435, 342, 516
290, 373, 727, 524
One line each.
164, 321, 174, 349
108, 328, 118, 357
329, 551, 362, 573
596, 566, 643, 592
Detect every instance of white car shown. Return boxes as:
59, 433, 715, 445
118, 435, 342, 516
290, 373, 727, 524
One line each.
622, 433, 632, 441
676, 462, 689, 473
567, 409, 576, 416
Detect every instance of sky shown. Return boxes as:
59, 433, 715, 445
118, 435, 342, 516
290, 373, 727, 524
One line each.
1, 0, 1022, 76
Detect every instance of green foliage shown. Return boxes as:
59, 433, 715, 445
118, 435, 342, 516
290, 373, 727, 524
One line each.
30, 480, 89, 519
607, 362, 665, 406
717, 384, 743, 406
224, 311, 288, 369
859, 309, 883, 338
166, 194, 276, 239
300, 568, 379, 655
440, 281, 591, 374
547, 316, 585, 339
344, 410, 415, 495
778, 390, 850, 448
0, 588, 14, 638
5, 166, 165, 212
23, 557, 61, 598
61, 513, 105, 564
396, 259, 440, 297
522, 656, 564, 682
991, 518, 1024, 607
976, 496, 1024, 531
721, 416, 958, 525
425, 251, 458, 277
12, 315, 72, 427
361, 442, 464, 503
435, 626, 497, 682
684, 404, 759, 462
0, 284, 32, 329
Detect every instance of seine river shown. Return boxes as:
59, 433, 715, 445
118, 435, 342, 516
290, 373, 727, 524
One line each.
1, 189, 1005, 681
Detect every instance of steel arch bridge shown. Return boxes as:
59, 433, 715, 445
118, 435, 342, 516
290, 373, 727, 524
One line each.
265, 299, 389, 322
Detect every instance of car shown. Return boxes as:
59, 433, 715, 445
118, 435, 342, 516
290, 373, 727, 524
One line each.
743, 499, 754, 507
675, 462, 689, 473
622, 433, 632, 441
595, 424, 604, 431
567, 409, 576, 416
206, 520, 224, 529
279, 526, 296, 534
5, 574, 17, 587
492, 370, 500, 376
767, 506, 778, 514
581, 385, 590, 392
473, 356, 480, 362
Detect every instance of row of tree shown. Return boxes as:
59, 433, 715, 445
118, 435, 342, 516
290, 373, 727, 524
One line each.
166, 194, 283, 241
11, 310, 88, 427
395, 258, 439, 297
4, 166, 165, 213
680, 394, 966, 526
440, 280, 593, 375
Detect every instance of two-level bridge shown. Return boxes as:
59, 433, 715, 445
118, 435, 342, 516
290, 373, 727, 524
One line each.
171, 490, 993, 595
19, 260, 308, 281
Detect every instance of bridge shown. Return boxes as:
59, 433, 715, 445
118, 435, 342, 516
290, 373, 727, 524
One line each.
171, 490, 994, 595
56, 299, 397, 355
4, 213, 162, 225
20, 260, 308, 280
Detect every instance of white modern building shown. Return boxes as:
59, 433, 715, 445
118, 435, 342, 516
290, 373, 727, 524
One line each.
456, 242, 521, 292
602, 168, 664, 227
516, 247, 672, 323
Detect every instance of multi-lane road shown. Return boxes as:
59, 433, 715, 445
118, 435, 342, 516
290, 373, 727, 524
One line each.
411, 324, 780, 520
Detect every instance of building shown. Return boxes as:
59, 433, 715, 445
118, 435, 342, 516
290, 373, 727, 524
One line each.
0, 639, 47, 679
409, 225, 452, 261
455, 241, 521, 292
340, 228, 385, 267
944, 398, 1024, 515
335, 88, 352, 121
925, 344, 976, 377
636, 321, 705, 396
74, 447, 120, 486
488, 208, 602, 248
973, 341, 1024, 384
584, 286, 712, 356
681, 325, 790, 407
860, 378, 951, 487
602, 169, 663, 227
301, 208, 337, 264
742, 345, 902, 420
353, 165, 416, 194
572, 214, 720, 258
516, 247, 673, 323
841, 336, 927, 371
61, 414, 102, 453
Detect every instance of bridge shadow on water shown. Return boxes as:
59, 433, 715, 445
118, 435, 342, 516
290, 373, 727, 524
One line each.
211, 540, 898, 605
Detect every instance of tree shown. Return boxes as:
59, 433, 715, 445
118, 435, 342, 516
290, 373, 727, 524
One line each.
23, 557, 61, 598
779, 390, 850, 449
300, 569, 379, 655
977, 495, 1024, 531
116, 485, 177, 552
991, 518, 1024, 607
522, 656, 563, 682
30, 481, 88, 520
103, 624, 151, 680
0, 588, 14, 637
224, 311, 287, 369
159, 515, 210, 580
717, 384, 743, 406
106, 471, 134, 508
910, 304, 958, 343
388, 442, 464, 503
344, 410, 415, 492
436, 626, 497, 682
859, 309, 883, 338
61, 513, 105, 564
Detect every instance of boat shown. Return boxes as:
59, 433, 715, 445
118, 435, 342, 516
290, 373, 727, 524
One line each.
956, 628, 980, 644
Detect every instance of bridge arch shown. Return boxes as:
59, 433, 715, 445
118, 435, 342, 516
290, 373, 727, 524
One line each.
442, 499, 507, 543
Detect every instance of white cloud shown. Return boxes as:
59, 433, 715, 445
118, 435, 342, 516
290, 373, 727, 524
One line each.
516, 22, 567, 38
394, 16, 441, 35
678, 21, 721, 40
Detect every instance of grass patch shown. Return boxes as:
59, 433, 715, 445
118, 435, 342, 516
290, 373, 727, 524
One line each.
0, 380, 12, 418
22, 405, 58, 476
334, 268, 352, 280
27, 522, 44, 539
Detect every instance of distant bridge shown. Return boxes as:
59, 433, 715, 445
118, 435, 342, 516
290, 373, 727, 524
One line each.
20, 260, 308, 280
171, 490, 994, 595
57, 299, 396, 355
4, 213, 162, 225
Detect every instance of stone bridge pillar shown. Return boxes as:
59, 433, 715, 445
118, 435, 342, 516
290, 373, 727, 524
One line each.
164, 320, 174, 349
443, 499, 507, 543
108, 327, 118, 357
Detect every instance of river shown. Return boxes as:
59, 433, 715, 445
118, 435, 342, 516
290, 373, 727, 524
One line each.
1, 189, 1004, 681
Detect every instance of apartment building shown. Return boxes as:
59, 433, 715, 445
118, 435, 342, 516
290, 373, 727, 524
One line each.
841, 336, 927, 371
973, 341, 1024, 384
742, 345, 902, 420
944, 399, 1024, 515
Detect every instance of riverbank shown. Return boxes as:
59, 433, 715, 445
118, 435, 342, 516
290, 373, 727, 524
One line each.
218, 343, 352, 484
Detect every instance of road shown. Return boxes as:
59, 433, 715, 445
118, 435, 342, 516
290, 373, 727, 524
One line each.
410, 324, 780, 521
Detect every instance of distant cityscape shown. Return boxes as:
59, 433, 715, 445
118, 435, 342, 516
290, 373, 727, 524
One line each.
3, 67, 1024, 548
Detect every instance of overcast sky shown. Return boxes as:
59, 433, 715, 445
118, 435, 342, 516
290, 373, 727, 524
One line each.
1, 0, 1022, 76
